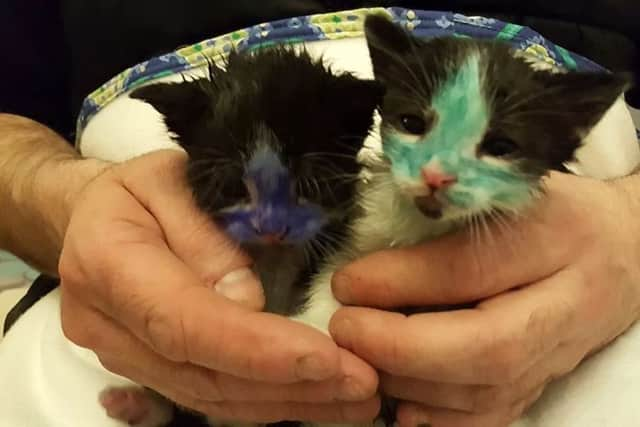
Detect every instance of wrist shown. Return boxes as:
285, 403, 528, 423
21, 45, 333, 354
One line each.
0, 114, 110, 274
8, 156, 111, 274
34, 156, 111, 251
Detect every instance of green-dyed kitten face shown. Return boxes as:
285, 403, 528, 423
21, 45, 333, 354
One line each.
383, 56, 533, 220
364, 15, 629, 221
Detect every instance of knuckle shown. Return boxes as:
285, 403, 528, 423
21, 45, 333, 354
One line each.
57, 252, 83, 289
181, 397, 215, 416
61, 320, 95, 349
449, 251, 490, 299
388, 330, 411, 373
62, 228, 121, 289
184, 370, 223, 402
143, 301, 187, 361
470, 385, 513, 413
59, 312, 87, 346
98, 355, 126, 377
199, 402, 244, 422
59, 299, 100, 350
480, 336, 528, 384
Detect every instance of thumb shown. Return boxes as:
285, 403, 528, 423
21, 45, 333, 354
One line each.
331, 187, 580, 308
117, 149, 260, 292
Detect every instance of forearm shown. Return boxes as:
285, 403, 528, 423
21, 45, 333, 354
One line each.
0, 114, 108, 275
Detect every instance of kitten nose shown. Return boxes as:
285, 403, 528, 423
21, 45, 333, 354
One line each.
258, 227, 289, 244
421, 167, 457, 190
261, 233, 284, 244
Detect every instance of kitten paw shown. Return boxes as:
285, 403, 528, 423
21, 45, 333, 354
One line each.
99, 386, 173, 426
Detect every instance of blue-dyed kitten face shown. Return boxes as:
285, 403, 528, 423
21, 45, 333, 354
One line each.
131, 46, 383, 247
217, 131, 326, 245
365, 15, 629, 220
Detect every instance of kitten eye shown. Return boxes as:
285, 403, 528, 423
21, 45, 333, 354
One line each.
481, 137, 519, 157
400, 114, 427, 135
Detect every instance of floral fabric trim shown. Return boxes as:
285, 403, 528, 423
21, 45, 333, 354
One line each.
76, 7, 627, 142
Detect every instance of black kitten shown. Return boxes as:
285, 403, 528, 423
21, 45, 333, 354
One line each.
99, 46, 383, 427
130, 46, 383, 314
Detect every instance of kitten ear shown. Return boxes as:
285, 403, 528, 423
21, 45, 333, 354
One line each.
341, 77, 386, 115
336, 77, 385, 146
364, 14, 417, 81
536, 71, 632, 131
129, 81, 210, 142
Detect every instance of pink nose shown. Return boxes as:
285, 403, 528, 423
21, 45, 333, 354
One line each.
421, 168, 457, 190
261, 234, 283, 244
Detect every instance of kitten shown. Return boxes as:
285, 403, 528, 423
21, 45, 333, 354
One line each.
98, 46, 384, 426
295, 12, 630, 330
130, 46, 384, 315
292, 15, 630, 425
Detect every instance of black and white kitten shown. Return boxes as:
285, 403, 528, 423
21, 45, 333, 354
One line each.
289, 15, 630, 427
293, 14, 630, 332
97, 46, 383, 426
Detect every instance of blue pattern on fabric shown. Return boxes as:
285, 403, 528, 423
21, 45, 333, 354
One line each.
76, 7, 637, 142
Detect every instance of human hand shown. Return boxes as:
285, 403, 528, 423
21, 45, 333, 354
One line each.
59, 150, 379, 423
329, 172, 640, 427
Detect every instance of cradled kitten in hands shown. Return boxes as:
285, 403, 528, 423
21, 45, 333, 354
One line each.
294, 14, 631, 332
97, 46, 384, 427
97, 15, 630, 427
290, 16, 630, 427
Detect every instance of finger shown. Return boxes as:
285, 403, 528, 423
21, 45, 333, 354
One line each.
66, 215, 343, 384
62, 290, 377, 403
116, 150, 256, 284
331, 190, 586, 307
175, 396, 381, 424
114, 151, 265, 310
380, 338, 582, 413
330, 268, 584, 385
396, 386, 545, 427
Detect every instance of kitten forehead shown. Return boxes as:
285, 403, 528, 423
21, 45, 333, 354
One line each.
385, 55, 489, 178
430, 55, 488, 152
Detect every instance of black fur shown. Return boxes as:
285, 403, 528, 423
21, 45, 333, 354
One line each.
365, 14, 631, 174
364, 14, 632, 426
131, 47, 384, 217
131, 47, 383, 315
129, 46, 383, 427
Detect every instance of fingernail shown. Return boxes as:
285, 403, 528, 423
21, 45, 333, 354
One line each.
215, 268, 264, 310
332, 271, 353, 304
217, 267, 254, 286
295, 354, 332, 381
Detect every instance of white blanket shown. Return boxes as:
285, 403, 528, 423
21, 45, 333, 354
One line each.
1, 37, 639, 427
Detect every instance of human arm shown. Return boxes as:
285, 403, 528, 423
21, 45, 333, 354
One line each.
0, 113, 105, 274
329, 172, 640, 427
